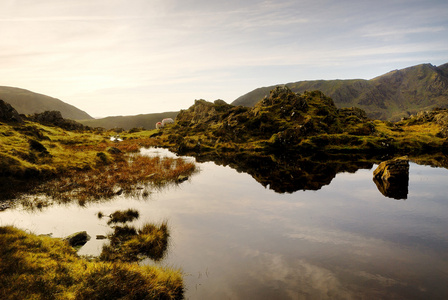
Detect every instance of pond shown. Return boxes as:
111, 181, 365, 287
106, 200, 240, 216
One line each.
1, 148, 448, 299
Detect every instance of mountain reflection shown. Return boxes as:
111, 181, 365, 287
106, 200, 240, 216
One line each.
191, 152, 376, 193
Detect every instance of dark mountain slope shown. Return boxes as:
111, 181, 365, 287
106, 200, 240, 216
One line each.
0, 86, 93, 120
232, 63, 448, 121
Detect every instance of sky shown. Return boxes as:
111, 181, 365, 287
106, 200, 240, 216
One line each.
1, 0, 447, 118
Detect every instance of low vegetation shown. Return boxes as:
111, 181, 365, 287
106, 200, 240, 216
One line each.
0, 226, 183, 300
0, 117, 196, 207
100, 221, 170, 263
107, 209, 140, 224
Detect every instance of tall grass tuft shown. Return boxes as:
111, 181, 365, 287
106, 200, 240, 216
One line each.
100, 221, 170, 263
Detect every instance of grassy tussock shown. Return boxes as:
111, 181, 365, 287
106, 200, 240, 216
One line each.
0, 226, 183, 300
107, 209, 140, 224
100, 222, 170, 263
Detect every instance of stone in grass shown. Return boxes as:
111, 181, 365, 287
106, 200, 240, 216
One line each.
176, 175, 189, 183
64, 231, 91, 247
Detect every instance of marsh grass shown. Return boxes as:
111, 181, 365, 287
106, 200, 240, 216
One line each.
107, 209, 140, 224
24, 151, 196, 207
0, 226, 183, 299
100, 221, 170, 263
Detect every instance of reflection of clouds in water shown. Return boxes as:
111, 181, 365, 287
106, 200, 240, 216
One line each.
239, 248, 354, 300
285, 227, 386, 256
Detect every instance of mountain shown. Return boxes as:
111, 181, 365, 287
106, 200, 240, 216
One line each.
78, 111, 179, 130
232, 63, 448, 121
0, 86, 93, 120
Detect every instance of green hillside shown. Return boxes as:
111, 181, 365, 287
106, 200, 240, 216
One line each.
78, 111, 179, 130
0, 86, 93, 120
232, 63, 448, 121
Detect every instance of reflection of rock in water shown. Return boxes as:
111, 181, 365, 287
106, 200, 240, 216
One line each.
373, 157, 409, 200
193, 152, 375, 193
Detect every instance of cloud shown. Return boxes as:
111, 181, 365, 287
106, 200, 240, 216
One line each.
0, 0, 447, 117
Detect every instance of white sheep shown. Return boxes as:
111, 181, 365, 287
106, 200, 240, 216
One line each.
161, 118, 174, 127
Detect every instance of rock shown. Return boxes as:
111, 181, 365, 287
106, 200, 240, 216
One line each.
0, 99, 23, 123
64, 231, 91, 247
373, 157, 409, 199
27, 110, 87, 131
373, 156, 409, 182
176, 175, 188, 183
112, 186, 123, 195
107, 146, 122, 154
0, 203, 11, 211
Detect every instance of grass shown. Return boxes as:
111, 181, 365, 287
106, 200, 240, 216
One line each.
0, 120, 197, 207
29, 152, 196, 207
107, 209, 140, 225
100, 222, 170, 263
0, 226, 183, 300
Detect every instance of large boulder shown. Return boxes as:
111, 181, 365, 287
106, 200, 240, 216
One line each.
0, 99, 23, 123
373, 156, 409, 199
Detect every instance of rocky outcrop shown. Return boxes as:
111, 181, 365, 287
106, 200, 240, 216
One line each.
27, 110, 88, 131
373, 157, 409, 199
0, 99, 23, 123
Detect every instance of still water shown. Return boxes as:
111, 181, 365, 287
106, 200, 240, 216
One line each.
1, 148, 448, 299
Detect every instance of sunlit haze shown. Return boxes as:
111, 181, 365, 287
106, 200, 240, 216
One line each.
1, 0, 447, 118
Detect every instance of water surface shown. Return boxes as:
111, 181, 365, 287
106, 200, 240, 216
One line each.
1, 148, 447, 299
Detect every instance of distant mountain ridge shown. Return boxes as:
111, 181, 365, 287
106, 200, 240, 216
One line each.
78, 111, 179, 130
232, 63, 448, 121
0, 86, 93, 120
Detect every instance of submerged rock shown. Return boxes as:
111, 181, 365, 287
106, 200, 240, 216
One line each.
373, 157, 409, 199
64, 231, 91, 247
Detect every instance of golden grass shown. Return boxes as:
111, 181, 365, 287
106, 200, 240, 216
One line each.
25, 153, 196, 207
1, 120, 196, 206
0, 226, 183, 300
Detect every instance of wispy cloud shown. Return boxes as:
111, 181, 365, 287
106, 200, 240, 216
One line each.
0, 0, 447, 117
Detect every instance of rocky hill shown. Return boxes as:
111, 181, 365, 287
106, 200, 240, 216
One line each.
0, 86, 93, 120
157, 87, 391, 154
155, 86, 447, 157
233, 63, 448, 121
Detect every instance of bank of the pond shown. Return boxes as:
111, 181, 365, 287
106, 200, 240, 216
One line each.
0, 144, 197, 300
0, 226, 183, 300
